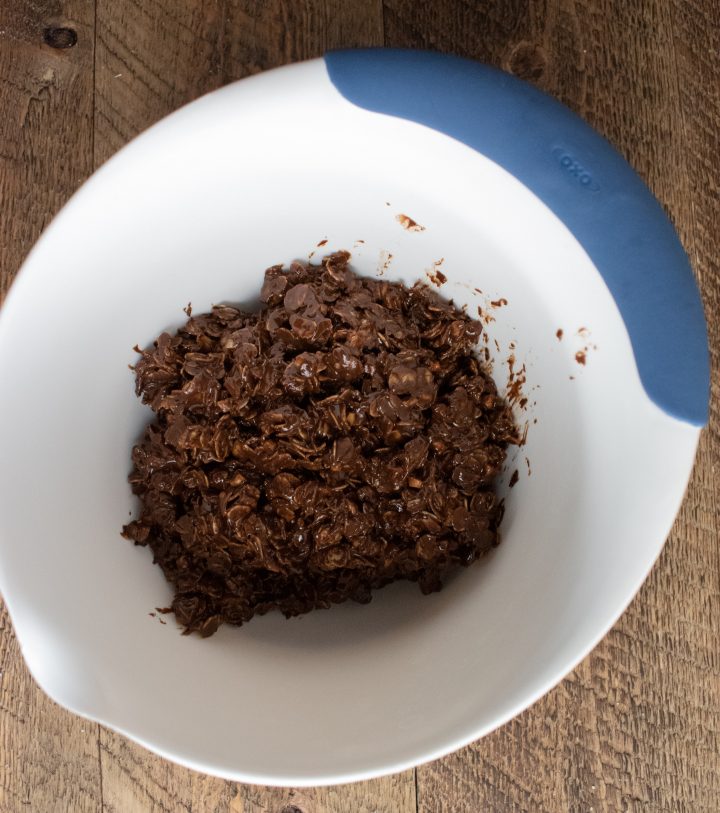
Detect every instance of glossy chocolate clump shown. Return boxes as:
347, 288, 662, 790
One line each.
123, 252, 517, 636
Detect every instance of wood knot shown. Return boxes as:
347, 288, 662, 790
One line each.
43, 27, 78, 49
505, 41, 547, 81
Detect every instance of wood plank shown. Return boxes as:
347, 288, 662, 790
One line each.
0, 1, 102, 811
671, 0, 720, 413
93, 0, 226, 167
0, 0, 96, 298
1, 0, 716, 810
226, 6, 412, 810
223, 0, 384, 81
100, 738, 417, 813
229, 774, 416, 813
666, 0, 720, 802
383, 0, 720, 811
99, 731, 193, 813
0, 609, 102, 813
95, 1, 225, 804
93, 3, 415, 811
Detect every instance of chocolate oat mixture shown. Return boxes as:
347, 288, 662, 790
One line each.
123, 252, 518, 636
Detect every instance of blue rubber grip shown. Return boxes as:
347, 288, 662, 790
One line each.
325, 49, 710, 427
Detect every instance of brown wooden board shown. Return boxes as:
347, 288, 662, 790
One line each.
0, 1, 717, 810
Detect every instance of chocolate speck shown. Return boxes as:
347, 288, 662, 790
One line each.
518, 423, 529, 445
378, 250, 393, 276
396, 213, 425, 232
509, 469, 519, 488
490, 298, 508, 308
556, 329, 563, 340
426, 268, 447, 287
477, 306, 495, 325
505, 354, 527, 408
575, 351, 587, 365
317, 239, 328, 247
184, 302, 193, 317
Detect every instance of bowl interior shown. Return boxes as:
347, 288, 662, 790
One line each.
0, 60, 698, 784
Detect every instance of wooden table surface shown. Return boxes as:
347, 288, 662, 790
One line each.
1, 1, 718, 811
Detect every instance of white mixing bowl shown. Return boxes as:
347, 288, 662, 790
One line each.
0, 50, 708, 785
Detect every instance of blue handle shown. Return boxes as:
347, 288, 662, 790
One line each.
325, 48, 710, 427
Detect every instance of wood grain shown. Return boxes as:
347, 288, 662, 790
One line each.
0, 3, 103, 812
0, 1, 718, 811
94, 0, 225, 167
94, 4, 409, 811
223, 0, 384, 82
0, 0, 96, 301
384, 0, 720, 810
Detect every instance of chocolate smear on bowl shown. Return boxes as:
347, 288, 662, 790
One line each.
395, 213, 425, 232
